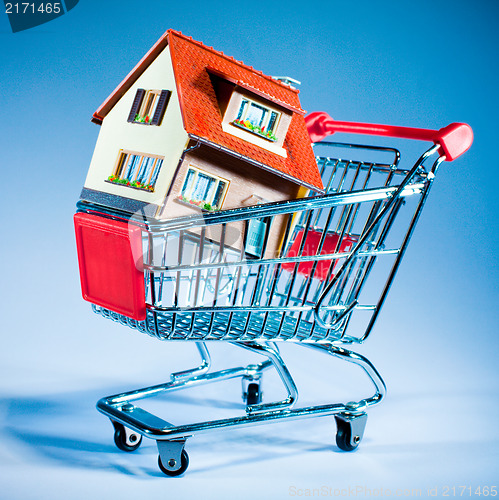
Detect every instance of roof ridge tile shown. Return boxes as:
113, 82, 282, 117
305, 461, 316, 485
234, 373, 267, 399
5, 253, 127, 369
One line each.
167, 29, 300, 95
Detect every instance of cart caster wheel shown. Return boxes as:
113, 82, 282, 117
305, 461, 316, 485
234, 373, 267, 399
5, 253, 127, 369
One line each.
158, 449, 189, 477
245, 383, 262, 405
335, 421, 360, 451
334, 413, 367, 452
113, 423, 142, 452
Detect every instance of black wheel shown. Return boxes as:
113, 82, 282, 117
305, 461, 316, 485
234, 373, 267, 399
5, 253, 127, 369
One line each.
113, 424, 142, 452
335, 417, 360, 452
158, 449, 189, 477
246, 383, 262, 405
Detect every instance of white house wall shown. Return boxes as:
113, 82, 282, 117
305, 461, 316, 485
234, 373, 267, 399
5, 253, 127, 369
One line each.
82, 43, 188, 214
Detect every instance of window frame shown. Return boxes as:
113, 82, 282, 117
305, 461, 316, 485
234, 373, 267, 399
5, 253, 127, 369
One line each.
136, 90, 161, 124
232, 98, 281, 142
107, 150, 164, 192
179, 166, 230, 211
127, 88, 171, 126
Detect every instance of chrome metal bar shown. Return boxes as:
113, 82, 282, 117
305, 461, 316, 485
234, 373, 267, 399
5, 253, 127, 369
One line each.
291, 203, 340, 338
345, 163, 373, 234
147, 231, 160, 336
283, 209, 314, 309
96, 343, 385, 441
98, 399, 366, 441
141, 247, 400, 274
312, 158, 339, 227
99, 358, 274, 409
225, 232, 247, 335
313, 141, 401, 170
165, 185, 425, 231
158, 234, 167, 309
343, 197, 404, 315
360, 155, 442, 341
171, 231, 184, 334
335, 160, 350, 193
170, 342, 211, 381
212, 224, 226, 306
303, 343, 386, 407
193, 227, 205, 307
236, 341, 298, 413
314, 145, 439, 329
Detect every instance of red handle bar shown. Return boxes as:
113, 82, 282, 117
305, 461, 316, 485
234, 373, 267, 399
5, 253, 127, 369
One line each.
305, 111, 473, 162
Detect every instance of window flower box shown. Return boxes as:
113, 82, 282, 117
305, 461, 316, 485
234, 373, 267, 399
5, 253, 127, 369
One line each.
179, 167, 229, 211
232, 119, 277, 142
178, 195, 219, 212
107, 175, 155, 192
134, 114, 151, 124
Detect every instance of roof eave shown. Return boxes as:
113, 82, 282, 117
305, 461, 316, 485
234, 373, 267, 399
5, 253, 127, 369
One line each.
92, 29, 172, 123
187, 134, 325, 194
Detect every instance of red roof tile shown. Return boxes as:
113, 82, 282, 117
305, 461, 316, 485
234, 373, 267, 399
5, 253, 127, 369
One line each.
93, 29, 324, 192
168, 30, 323, 192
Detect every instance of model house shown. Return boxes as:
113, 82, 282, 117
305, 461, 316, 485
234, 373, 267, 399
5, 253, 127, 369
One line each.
80, 29, 323, 257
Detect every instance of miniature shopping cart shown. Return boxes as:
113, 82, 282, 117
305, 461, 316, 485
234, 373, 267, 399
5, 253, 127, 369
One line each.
74, 114, 472, 476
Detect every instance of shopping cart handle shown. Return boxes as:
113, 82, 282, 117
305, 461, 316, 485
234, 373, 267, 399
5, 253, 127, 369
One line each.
305, 111, 473, 161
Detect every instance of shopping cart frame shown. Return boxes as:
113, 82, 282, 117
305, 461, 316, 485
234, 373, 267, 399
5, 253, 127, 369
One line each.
75, 116, 472, 475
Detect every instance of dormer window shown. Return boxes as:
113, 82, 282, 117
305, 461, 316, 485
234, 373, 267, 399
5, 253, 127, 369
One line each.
127, 89, 171, 126
220, 90, 293, 157
232, 99, 280, 142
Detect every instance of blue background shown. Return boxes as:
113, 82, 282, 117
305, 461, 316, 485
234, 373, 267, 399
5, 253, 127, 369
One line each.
1, 1, 497, 498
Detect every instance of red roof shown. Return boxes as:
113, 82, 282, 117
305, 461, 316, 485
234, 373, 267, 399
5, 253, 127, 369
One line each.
93, 29, 324, 192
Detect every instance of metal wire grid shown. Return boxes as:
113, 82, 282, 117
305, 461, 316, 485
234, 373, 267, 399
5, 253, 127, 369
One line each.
87, 141, 438, 344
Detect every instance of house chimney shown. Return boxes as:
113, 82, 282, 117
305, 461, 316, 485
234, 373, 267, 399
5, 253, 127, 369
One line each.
272, 76, 301, 89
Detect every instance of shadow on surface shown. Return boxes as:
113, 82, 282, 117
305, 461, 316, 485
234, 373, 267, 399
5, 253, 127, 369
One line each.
0, 385, 339, 477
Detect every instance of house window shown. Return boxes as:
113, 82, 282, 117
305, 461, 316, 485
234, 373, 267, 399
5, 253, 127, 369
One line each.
179, 167, 229, 211
127, 89, 171, 125
107, 150, 164, 192
232, 99, 280, 141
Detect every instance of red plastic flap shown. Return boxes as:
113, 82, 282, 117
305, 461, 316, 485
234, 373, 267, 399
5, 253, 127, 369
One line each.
74, 213, 146, 321
282, 229, 357, 281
